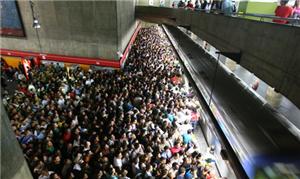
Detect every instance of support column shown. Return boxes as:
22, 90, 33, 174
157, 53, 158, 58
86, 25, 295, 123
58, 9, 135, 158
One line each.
1, 103, 33, 179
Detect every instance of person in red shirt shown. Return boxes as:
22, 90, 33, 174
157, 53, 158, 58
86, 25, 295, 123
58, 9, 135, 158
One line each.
63, 129, 72, 143
273, 0, 294, 24
186, 0, 194, 9
170, 142, 184, 155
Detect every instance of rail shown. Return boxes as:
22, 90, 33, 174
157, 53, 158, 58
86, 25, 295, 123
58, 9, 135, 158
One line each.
191, 8, 300, 25
235, 12, 300, 25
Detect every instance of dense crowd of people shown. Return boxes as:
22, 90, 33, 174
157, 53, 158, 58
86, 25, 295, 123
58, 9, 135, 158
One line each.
173, 0, 236, 15
2, 26, 218, 179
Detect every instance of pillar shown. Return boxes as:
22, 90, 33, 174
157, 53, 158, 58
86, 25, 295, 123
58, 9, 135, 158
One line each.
1, 103, 33, 179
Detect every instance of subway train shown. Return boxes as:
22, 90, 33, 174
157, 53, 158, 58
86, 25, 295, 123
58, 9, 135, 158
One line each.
163, 25, 300, 179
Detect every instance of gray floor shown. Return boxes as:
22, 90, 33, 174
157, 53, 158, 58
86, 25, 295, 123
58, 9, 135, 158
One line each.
193, 125, 209, 154
193, 125, 234, 178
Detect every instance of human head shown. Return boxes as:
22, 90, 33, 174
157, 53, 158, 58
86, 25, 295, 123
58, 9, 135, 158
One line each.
146, 163, 153, 172
179, 167, 186, 174
50, 173, 61, 179
172, 162, 179, 170
280, 0, 289, 6
294, 0, 300, 7
121, 169, 128, 177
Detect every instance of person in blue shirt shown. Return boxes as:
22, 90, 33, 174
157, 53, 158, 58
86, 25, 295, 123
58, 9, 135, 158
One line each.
185, 167, 197, 179
222, 0, 233, 15
176, 167, 186, 179
185, 169, 193, 179
161, 146, 172, 159
182, 129, 193, 145
168, 113, 174, 123
20, 130, 34, 144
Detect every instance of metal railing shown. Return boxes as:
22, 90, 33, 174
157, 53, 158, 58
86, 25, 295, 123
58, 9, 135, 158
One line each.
147, 6, 300, 26
192, 8, 300, 26
234, 12, 300, 26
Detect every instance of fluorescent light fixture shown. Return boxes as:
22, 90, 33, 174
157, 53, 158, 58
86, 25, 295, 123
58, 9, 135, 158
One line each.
33, 18, 41, 29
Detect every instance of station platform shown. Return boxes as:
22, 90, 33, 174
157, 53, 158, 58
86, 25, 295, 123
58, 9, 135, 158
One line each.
1, 25, 237, 179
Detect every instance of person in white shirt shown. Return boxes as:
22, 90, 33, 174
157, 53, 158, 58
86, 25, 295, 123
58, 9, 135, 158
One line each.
161, 146, 172, 159
61, 83, 69, 94
113, 152, 123, 169
131, 143, 144, 159
71, 116, 79, 129
28, 84, 37, 94
176, 110, 189, 124
18, 73, 26, 81
170, 153, 183, 165
144, 164, 153, 178
177, 121, 193, 135
85, 78, 94, 86
57, 96, 65, 108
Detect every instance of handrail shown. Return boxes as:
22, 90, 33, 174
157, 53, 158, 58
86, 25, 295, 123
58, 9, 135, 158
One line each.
235, 12, 300, 24
193, 8, 300, 25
